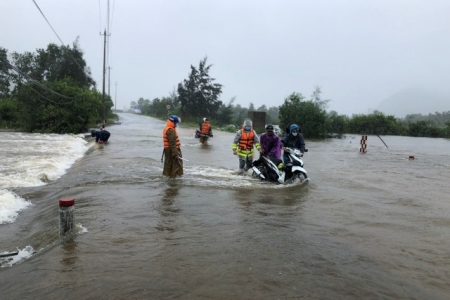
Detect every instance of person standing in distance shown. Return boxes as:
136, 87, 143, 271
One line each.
162, 115, 183, 177
232, 118, 262, 175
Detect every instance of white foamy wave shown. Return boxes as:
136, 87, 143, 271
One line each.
183, 166, 309, 189
0, 189, 33, 225
0, 132, 88, 224
76, 223, 88, 234
0, 133, 88, 188
0, 245, 35, 268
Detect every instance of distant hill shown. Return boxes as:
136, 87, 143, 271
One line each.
376, 88, 450, 118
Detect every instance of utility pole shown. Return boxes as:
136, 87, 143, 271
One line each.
107, 0, 111, 102
101, 30, 107, 125
108, 66, 112, 100
100, 0, 111, 124
115, 82, 118, 110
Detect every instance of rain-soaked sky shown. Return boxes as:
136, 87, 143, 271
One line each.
2, 0, 450, 116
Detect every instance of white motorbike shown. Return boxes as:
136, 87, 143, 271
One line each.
252, 148, 308, 184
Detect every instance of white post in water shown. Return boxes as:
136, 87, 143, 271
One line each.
59, 198, 75, 235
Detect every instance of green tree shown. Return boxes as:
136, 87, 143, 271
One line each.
0, 98, 18, 127
256, 104, 267, 112
347, 112, 403, 135
216, 97, 235, 125
232, 104, 249, 127
177, 56, 223, 122
407, 121, 441, 137
3, 40, 106, 133
311, 86, 330, 110
15, 78, 104, 133
9, 40, 95, 90
328, 110, 348, 136
279, 92, 329, 138
35, 38, 95, 88
266, 106, 280, 125
0, 47, 11, 97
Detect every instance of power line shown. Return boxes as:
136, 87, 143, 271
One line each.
32, 0, 66, 45
32, 0, 93, 86
6, 62, 73, 100
29, 85, 75, 105
98, 0, 103, 33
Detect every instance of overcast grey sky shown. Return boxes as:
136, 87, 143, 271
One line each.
2, 0, 450, 115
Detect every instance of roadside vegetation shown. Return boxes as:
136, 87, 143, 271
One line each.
0, 40, 115, 133
2, 44, 449, 138
129, 56, 450, 139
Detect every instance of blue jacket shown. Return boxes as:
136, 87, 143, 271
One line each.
92, 130, 110, 143
281, 133, 305, 152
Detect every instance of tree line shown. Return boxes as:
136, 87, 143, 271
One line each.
130, 56, 450, 139
2, 43, 449, 139
0, 39, 114, 133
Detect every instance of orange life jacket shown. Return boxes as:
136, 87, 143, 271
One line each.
201, 121, 211, 134
163, 120, 181, 149
238, 129, 255, 150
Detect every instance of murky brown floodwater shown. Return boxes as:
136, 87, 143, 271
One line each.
1, 112, 449, 299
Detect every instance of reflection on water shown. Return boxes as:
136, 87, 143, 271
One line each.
156, 180, 183, 233
162, 180, 182, 205
61, 238, 78, 268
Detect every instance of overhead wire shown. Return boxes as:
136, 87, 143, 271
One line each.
111, 0, 116, 32
31, 0, 93, 88
6, 62, 74, 100
98, 0, 103, 33
108, 0, 116, 67
31, 0, 65, 46
28, 85, 75, 105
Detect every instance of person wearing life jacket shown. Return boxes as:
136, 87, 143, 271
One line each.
281, 123, 306, 164
200, 117, 213, 136
231, 118, 262, 175
162, 115, 183, 177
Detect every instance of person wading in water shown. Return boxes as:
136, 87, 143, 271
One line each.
162, 115, 183, 177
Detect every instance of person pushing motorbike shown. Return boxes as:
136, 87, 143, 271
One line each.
260, 124, 281, 160
281, 123, 306, 164
232, 118, 261, 175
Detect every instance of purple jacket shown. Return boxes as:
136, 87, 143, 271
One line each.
259, 132, 281, 159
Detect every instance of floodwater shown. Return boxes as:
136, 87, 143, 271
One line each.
1, 112, 449, 299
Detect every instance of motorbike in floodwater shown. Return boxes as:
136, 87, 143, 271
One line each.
195, 129, 213, 144
252, 147, 308, 184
